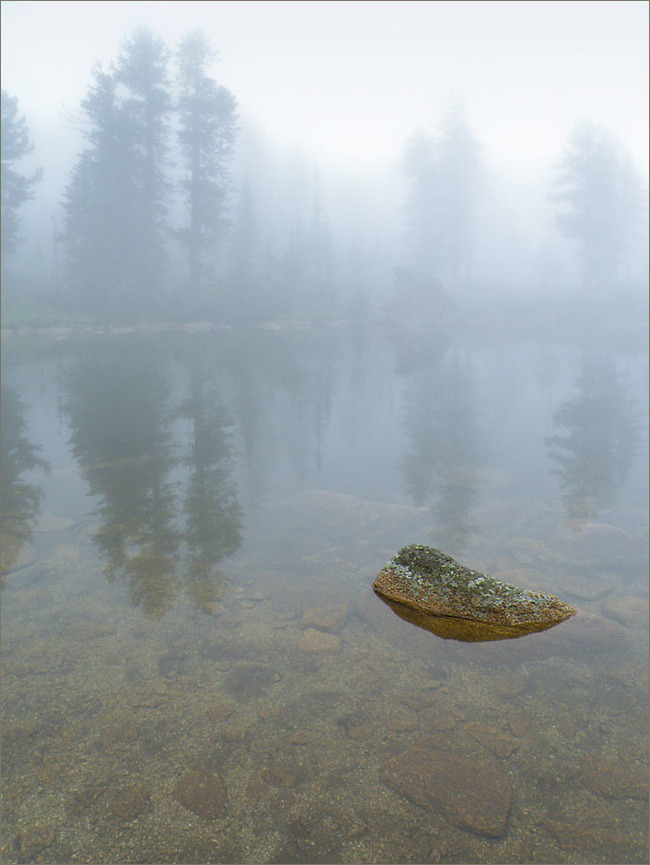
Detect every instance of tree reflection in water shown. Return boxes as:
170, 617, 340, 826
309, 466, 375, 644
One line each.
546, 349, 642, 522
1, 385, 50, 580
64, 337, 243, 618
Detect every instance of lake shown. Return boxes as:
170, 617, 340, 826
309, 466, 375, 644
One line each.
1, 320, 648, 863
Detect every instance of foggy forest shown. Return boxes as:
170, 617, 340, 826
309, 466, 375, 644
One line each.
2, 3, 648, 333
2, 5, 649, 865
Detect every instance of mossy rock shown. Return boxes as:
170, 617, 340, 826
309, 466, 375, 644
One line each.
373, 544, 575, 642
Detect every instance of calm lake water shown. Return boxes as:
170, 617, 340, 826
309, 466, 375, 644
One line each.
2, 321, 648, 864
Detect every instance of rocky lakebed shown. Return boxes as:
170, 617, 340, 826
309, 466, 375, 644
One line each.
2, 489, 648, 863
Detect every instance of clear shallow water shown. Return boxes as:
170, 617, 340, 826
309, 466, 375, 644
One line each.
1, 324, 648, 864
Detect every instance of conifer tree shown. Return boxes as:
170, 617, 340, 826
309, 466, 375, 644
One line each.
552, 120, 643, 291
1, 91, 42, 259
63, 29, 172, 320
402, 102, 482, 289
176, 29, 238, 305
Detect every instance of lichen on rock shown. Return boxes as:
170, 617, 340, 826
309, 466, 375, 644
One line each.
373, 544, 576, 641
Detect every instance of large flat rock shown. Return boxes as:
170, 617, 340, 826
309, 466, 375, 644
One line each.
264, 490, 430, 548
549, 521, 646, 567
373, 544, 575, 640
380, 745, 512, 837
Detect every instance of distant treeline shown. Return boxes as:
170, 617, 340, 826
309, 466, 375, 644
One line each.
2, 27, 648, 326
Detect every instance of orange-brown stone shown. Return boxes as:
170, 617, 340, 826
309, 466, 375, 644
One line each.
373, 545, 575, 641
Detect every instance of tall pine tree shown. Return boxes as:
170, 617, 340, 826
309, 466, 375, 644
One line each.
63, 68, 132, 316
176, 29, 238, 310
1, 91, 42, 259
63, 29, 171, 321
552, 120, 643, 291
113, 28, 172, 300
402, 102, 482, 290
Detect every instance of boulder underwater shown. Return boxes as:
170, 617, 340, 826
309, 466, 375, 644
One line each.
373, 544, 576, 642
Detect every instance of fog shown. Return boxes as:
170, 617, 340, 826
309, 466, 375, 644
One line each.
2, 5, 650, 861
1, 0, 648, 325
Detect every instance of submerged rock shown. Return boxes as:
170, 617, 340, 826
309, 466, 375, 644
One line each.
17, 825, 57, 858
380, 745, 512, 837
299, 627, 342, 652
301, 602, 348, 634
173, 769, 227, 819
110, 784, 150, 821
549, 521, 645, 566
580, 755, 649, 801
373, 544, 576, 641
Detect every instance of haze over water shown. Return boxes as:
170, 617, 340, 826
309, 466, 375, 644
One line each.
2, 323, 648, 863
1, 2, 649, 863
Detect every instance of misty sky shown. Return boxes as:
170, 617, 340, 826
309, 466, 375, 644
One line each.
1, 0, 648, 181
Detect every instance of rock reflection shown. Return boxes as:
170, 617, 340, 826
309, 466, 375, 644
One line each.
376, 594, 566, 642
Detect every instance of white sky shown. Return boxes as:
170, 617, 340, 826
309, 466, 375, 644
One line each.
1, 0, 648, 178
